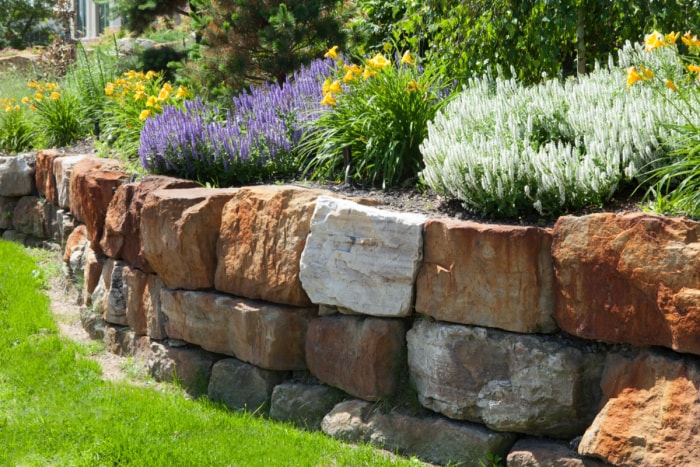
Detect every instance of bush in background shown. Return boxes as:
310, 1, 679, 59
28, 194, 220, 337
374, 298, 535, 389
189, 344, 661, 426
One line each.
420, 51, 683, 218
139, 58, 334, 186
184, 0, 346, 100
367, 0, 700, 85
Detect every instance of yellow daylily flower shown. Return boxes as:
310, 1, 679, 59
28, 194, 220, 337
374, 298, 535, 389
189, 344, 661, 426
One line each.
34, 92, 43, 101
322, 78, 332, 94
405, 80, 420, 92
327, 80, 342, 93
320, 92, 336, 106
145, 71, 158, 80
626, 66, 642, 89
688, 64, 700, 74
665, 79, 678, 91
367, 53, 390, 69
640, 66, 654, 80
401, 51, 415, 66
682, 32, 700, 48
644, 30, 665, 52
105, 83, 115, 96
13, 105, 19, 112
29, 104, 37, 111
21, 96, 30, 104
175, 86, 189, 99
146, 95, 158, 108
362, 68, 377, 80
50, 92, 60, 100
157, 88, 170, 101
665, 31, 680, 44
27, 80, 38, 89
139, 109, 152, 120
324, 46, 339, 59
134, 90, 147, 101
344, 63, 362, 74
343, 70, 356, 82
45, 82, 57, 91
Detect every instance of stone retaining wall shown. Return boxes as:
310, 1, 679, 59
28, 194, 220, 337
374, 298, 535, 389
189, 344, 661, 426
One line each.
2, 150, 699, 466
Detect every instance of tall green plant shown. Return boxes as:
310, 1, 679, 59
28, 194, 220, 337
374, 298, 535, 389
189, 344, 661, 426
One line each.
625, 31, 700, 219
300, 47, 452, 188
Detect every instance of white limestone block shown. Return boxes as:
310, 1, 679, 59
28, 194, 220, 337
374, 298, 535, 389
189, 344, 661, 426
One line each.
299, 196, 425, 317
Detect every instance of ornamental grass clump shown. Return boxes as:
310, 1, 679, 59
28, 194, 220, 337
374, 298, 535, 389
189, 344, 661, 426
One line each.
139, 58, 334, 187
623, 31, 700, 219
299, 47, 452, 188
421, 56, 683, 218
24, 80, 88, 148
0, 98, 33, 153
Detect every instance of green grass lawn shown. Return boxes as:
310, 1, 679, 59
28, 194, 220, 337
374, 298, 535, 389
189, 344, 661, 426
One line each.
0, 240, 422, 466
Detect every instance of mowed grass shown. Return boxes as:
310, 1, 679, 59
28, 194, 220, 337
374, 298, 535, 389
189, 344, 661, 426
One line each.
0, 240, 420, 466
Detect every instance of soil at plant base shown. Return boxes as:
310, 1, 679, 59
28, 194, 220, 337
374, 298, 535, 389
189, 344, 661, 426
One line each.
59, 136, 647, 228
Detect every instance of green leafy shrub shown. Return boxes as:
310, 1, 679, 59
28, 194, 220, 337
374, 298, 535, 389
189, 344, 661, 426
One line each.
138, 45, 186, 83
625, 31, 700, 219
420, 54, 683, 218
300, 47, 452, 188
377, 0, 700, 85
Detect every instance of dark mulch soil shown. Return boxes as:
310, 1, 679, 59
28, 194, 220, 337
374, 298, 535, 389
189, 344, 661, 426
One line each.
57, 137, 647, 227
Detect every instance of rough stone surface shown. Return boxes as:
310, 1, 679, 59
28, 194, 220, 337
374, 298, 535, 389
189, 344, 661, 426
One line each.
140, 188, 237, 289
305, 315, 407, 401
103, 324, 151, 358
12, 196, 51, 238
215, 186, 332, 306
122, 266, 150, 335
144, 274, 166, 340
578, 350, 700, 467
322, 399, 518, 465
407, 319, 604, 438
553, 213, 700, 355
507, 438, 607, 467
0, 197, 17, 229
161, 288, 316, 370
100, 176, 199, 271
54, 209, 75, 245
63, 224, 88, 280
82, 246, 103, 307
54, 155, 86, 209
69, 157, 128, 255
208, 358, 289, 413
300, 196, 425, 317
92, 259, 129, 326
2, 229, 27, 245
35, 149, 64, 203
269, 382, 347, 430
81, 306, 106, 340
416, 219, 556, 333
0, 153, 35, 196
148, 340, 220, 396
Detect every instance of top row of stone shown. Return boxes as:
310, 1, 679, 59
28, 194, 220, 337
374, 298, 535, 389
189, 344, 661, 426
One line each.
4, 150, 700, 356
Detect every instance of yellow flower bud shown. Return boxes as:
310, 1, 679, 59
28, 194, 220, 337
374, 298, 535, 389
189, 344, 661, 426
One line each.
324, 46, 339, 59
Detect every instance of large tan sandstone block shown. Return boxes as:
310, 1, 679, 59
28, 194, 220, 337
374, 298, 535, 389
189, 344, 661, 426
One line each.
416, 219, 555, 333
215, 185, 332, 306
68, 157, 128, 255
305, 315, 407, 401
160, 288, 315, 370
579, 350, 700, 466
553, 213, 700, 354
140, 187, 237, 290
100, 176, 198, 271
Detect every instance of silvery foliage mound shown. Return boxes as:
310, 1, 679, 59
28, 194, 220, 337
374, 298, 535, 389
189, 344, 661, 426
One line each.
421, 43, 683, 217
